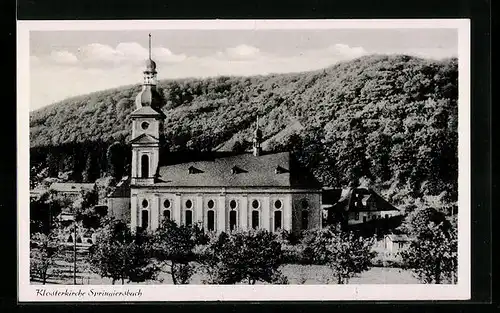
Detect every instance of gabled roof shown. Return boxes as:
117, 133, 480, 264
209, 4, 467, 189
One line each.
107, 176, 131, 198
49, 182, 95, 193
386, 234, 412, 242
130, 105, 165, 118
129, 133, 159, 145
154, 151, 322, 189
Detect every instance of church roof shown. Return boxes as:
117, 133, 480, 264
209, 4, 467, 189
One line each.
155, 151, 322, 189
134, 86, 165, 114
49, 182, 95, 193
129, 133, 160, 145
130, 105, 165, 118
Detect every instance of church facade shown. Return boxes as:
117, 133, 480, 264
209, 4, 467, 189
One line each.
108, 35, 323, 234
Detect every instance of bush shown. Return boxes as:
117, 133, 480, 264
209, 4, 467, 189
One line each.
199, 229, 288, 285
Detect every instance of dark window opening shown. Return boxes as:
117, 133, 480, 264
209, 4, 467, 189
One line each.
208, 199, 215, 209
355, 212, 360, 220
230, 200, 237, 209
301, 210, 309, 230
142, 199, 148, 208
76, 237, 82, 243
141, 210, 149, 229
274, 210, 282, 231
185, 210, 193, 227
141, 155, 149, 178
363, 216, 367, 223
87, 239, 93, 244
67, 235, 73, 243
164, 199, 171, 208
185, 199, 193, 209
274, 200, 282, 209
207, 210, 215, 231
229, 210, 237, 231
252, 200, 260, 209
385, 214, 389, 219
163, 210, 170, 220
251, 211, 259, 229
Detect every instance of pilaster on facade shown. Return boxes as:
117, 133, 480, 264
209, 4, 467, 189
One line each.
195, 194, 203, 226
151, 194, 160, 230
218, 194, 226, 233
262, 196, 270, 231
130, 194, 138, 231
174, 193, 181, 225
240, 195, 248, 229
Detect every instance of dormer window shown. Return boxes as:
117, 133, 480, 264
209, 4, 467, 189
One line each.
275, 166, 289, 174
231, 166, 247, 174
188, 166, 203, 174
141, 122, 149, 130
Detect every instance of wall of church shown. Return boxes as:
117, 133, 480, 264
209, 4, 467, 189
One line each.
129, 188, 318, 233
132, 118, 160, 139
131, 146, 159, 180
107, 197, 131, 222
291, 193, 322, 233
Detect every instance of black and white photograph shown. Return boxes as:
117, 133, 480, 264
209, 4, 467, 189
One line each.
17, 19, 470, 301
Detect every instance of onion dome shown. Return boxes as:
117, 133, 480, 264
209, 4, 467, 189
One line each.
144, 58, 157, 72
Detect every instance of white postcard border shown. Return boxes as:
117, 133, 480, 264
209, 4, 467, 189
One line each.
17, 19, 471, 302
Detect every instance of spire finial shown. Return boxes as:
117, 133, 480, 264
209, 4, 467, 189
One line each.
148, 33, 152, 60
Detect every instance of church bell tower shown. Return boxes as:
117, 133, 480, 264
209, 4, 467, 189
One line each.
129, 34, 166, 185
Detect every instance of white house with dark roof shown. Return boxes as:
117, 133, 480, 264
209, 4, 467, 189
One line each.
107, 35, 323, 234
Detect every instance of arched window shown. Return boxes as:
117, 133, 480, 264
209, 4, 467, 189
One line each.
274, 210, 282, 231
141, 210, 149, 229
229, 210, 237, 231
185, 210, 193, 227
141, 155, 149, 178
163, 210, 171, 220
207, 210, 215, 231
252, 211, 259, 229
301, 210, 309, 230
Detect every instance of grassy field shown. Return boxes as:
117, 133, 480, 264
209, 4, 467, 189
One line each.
32, 261, 421, 285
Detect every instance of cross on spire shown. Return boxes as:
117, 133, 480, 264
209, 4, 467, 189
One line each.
148, 33, 152, 60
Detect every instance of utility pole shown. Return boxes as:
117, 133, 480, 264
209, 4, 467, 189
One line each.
73, 211, 77, 285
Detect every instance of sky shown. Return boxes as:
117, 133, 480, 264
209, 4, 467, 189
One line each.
29, 28, 458, 111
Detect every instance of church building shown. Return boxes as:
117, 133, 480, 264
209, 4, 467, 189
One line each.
107, 35, 323, 234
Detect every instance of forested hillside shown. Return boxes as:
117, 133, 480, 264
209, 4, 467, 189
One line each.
30, 54, 458, 209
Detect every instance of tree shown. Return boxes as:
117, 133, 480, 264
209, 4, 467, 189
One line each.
199, 230, 288, 285
88, 219, 159, 284
151, 219, 197, 285
301, 227, 375, 284
30, 230, 63, 284
106, 141, 126, 180
399, 208, 457, 284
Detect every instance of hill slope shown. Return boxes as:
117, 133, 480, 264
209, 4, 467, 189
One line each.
30, 54, 458, 206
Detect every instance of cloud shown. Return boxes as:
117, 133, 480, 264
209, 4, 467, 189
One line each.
29, 41, 456, 111
50, 50, 78, 65
224, 44, 261, 60
78, 43, 124, 64
326, 43, 367, 57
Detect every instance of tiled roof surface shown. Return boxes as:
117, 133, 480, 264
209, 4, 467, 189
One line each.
386, 234, 411, 242
155, 152, 321, 188
49, 182, 95, 193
